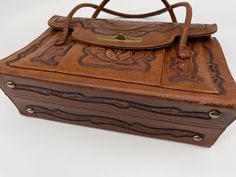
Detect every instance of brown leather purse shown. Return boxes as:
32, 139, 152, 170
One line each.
0, 0, 235, 147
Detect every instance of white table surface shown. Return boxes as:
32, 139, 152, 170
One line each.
0, 0, 236, 177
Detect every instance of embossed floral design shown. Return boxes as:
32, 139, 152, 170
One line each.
168, 46, 203, 83
79, 46, 156, 72
30, 37, 74, 66
78, 18, 179, 37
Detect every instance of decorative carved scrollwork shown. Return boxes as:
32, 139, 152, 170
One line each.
27, 105, 204, 139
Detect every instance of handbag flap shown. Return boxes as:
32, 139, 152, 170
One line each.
48, 16, 217, 50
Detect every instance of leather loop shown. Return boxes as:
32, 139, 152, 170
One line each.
92, 0, 177, 23
56, 1, 192, 59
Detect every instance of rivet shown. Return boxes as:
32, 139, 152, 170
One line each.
26, 107, 35, 114
193, 135, 203, 142
209, 110, 221, 119
6, 81, 16, 89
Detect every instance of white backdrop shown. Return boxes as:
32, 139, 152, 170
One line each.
0, 0, 236, 177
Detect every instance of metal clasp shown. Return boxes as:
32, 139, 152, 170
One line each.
115, 34, 126, 40
97, 34, 143, 43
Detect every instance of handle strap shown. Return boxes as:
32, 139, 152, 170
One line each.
55, 2, 192, 59
62, 3, 176, 20
92, 0, 177, 22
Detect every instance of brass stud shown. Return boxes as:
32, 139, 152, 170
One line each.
26, 107, 35, 114
209, 110, 221, 119
193, 135, 203, 142
6, 81, 16, 89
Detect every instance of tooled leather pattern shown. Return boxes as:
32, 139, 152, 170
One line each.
27, 105, 204, 139
168, 44, 203, 83
79, 19, 179, 37
30, 37, 74, 66
79, 46, 156, 72
167, 44, 225, 94
55, 17, 208, 37
203, 45, 226, 95
5, 25, 225, 94
6, 31, 74, 67
6, 31, 53, 66
14, 84, 211, 120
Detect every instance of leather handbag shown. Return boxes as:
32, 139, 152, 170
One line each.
0, 0, 236, 147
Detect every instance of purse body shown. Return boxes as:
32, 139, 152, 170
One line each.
0, 3, 236, 147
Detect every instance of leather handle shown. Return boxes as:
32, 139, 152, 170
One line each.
56, 1, 192, 59
92, 0, 177, 23
62, 3, 176, 20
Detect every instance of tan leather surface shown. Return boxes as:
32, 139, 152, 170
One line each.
11, 95, 224, 147
0, 0, 235, 147
2, 74, 235, 130
0, 0, 235, 148
161, 42, 218, 93
57, 44, 165, 86
6, 17, 218, 94
0, 5, 236, 103
49, 16, 217, 50
1, 27, 235, 108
